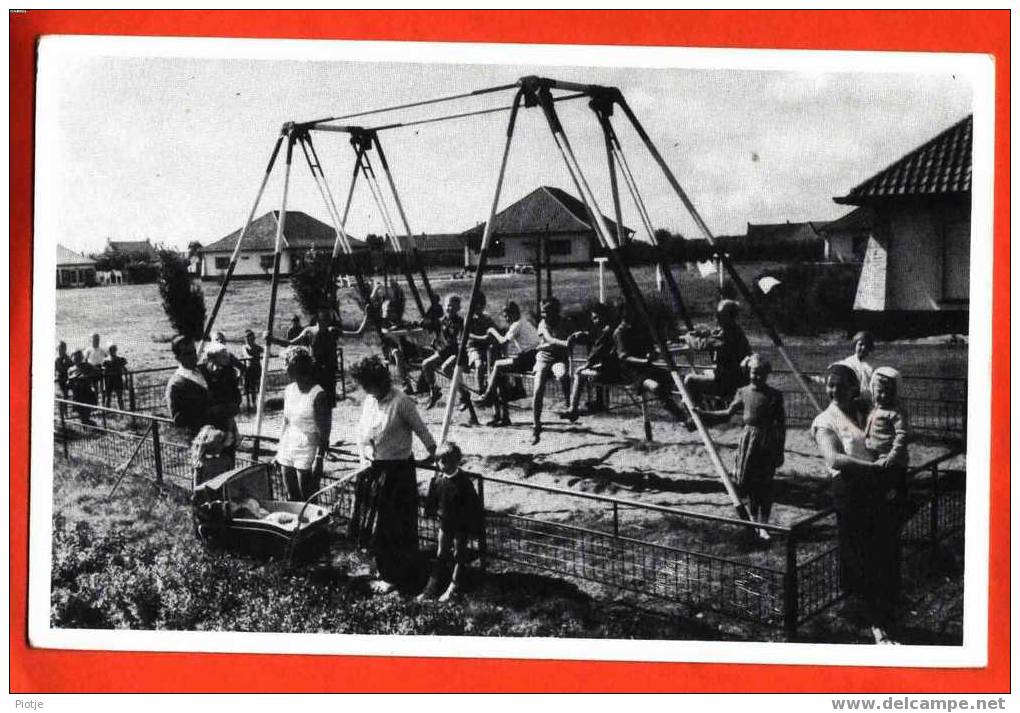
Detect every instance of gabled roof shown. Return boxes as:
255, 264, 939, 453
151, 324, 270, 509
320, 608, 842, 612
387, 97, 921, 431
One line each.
819, 206, 876, 234
105, 239, 155, 256
460, 186, 633, 240
56, 244, 96, 266
203, 211, 367, 253
411, 233, 465, 252
744, 221, 827, 245
836, 115, 972, 205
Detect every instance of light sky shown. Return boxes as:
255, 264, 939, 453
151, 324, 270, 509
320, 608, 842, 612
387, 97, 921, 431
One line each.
41, 51, 972, 255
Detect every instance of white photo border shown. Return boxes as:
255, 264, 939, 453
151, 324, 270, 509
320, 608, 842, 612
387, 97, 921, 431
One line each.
28, 34, 996, 667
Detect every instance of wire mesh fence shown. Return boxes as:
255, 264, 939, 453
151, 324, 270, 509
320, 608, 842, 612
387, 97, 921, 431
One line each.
52, 400, 964, 636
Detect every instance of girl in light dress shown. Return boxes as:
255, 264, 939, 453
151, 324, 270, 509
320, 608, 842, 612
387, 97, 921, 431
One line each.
275, 347, 332, 502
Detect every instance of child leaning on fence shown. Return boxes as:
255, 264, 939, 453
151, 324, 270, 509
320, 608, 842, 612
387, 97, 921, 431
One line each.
694, 353, 785, 541
418, 442, 484, 602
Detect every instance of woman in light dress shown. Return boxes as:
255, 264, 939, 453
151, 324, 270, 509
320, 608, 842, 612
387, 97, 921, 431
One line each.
276, 347, 332, 502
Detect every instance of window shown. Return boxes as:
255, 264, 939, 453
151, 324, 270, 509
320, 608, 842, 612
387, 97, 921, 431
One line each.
488, 240, 505, 258
546, 239, 572, 257
214, 257, 230, 270
259, 254, 276, 270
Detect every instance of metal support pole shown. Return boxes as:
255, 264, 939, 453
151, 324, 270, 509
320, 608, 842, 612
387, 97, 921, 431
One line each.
783, 527, 799, 639
151, 421, 163, 484
477, 475, 488, 572
201, 135, 285, 347
438, 89, 524, 446
299, 133, 386, 345
533, 84, 748, 520
615, 97, 822, 413
597, 110, 695, 332
360, 148, 427, 319
254, 131, 297, 459
372, 133, 438, 308
612, 502, 619, 538
128, 373, 136, 412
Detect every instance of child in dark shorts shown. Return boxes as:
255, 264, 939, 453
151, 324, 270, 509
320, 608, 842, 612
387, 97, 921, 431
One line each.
865, 366, 911, 516
418, 442, 484, 602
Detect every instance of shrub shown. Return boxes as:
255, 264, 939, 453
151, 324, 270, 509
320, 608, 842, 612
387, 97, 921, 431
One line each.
124, 261, 160, 284
756, 261, 861, 336
157, 249, 206, 339
290, 249, 336, 318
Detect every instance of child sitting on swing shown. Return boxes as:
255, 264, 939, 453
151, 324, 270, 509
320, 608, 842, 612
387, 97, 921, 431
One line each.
419, 442, 484, 602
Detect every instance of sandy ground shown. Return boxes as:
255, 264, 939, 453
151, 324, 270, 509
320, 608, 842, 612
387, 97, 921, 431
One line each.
243, 385, 965, 547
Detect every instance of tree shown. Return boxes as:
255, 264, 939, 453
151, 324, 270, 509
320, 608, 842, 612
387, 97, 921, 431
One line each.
290, 249, 336, 318
187, 241, 203, 259
157, 248, 206, 339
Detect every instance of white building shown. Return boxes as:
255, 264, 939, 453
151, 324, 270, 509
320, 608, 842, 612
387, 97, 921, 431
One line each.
201, 211, 366, 279
835, 114, 971, 334
56, 244, 97, 288
460, 186, 632, 269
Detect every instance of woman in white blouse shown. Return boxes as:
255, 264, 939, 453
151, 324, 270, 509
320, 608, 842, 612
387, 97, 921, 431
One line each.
352, 356, 437, 594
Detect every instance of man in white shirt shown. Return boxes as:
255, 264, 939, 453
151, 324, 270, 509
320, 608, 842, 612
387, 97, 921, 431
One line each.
84, 333, 108, 368
473, 301, 540, 426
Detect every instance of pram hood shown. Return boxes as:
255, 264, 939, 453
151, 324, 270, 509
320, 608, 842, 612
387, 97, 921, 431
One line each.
194, 462, 271, 503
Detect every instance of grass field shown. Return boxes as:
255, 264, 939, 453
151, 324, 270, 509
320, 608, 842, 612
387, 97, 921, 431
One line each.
50, 457, 964, 643
55, 265, 969, 378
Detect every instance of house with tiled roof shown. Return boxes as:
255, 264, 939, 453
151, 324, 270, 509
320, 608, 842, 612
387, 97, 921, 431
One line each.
834, 114, 972, 333
102, 238, 158, 262
56, 244, 97, 288
460, 186, 633, 269
200, 211, 367, 279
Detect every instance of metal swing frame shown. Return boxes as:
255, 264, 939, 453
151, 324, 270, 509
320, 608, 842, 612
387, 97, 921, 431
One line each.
209, 74, 822, 521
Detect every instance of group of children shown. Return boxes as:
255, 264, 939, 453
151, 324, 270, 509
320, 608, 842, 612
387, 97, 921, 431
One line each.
55, 333, 128, 423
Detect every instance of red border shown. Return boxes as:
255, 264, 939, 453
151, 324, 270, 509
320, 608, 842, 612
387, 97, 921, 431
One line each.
10, 10, 1009, 693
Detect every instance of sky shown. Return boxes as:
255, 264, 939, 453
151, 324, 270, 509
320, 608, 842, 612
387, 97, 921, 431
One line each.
39, 45, 973, 255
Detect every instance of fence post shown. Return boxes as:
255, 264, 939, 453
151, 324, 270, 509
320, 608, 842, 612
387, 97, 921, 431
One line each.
929, 464, 940, 548
128, 373, 136, 412
59, 401, 69, 458
783, 526, 799, 640
151, 421, 164, 484
339, 348, 346, 400
477, 475, 488, 572
612, 502, 619, 538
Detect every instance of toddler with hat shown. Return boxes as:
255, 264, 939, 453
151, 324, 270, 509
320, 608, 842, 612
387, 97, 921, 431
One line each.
865, 366, 912, 511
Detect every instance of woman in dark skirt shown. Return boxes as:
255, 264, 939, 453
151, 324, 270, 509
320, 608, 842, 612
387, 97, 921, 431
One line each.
811, 362, 902, 645
352, 356, 437, 594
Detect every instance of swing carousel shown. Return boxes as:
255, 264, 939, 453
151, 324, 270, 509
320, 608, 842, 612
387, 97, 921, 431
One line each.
201, 75, 823, 529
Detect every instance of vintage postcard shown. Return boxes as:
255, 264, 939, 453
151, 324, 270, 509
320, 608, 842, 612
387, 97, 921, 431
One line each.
27, 33, 995, 668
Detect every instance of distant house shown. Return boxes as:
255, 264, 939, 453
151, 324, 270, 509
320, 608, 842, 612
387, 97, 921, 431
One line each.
726, 220, 828, 260
410, 233, 468, 268
56, 245, 97, 288
460, 186, 633, 269
102, 238, 158, 262
200, 211, 367, 280
835, 114, 972, 333
818, 207, 875, 263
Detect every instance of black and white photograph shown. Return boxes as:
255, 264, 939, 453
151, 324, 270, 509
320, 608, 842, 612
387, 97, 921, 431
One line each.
29, 36, 994, 665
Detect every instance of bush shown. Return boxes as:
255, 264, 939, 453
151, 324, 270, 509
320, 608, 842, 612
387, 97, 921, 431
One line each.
157, 249, 206, 339
290, 250, 336, 318
124, 261, 160, 285
756, 261, 861, 336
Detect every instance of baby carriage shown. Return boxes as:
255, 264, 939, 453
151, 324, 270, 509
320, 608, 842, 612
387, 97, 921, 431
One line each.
192, 462, 337, 563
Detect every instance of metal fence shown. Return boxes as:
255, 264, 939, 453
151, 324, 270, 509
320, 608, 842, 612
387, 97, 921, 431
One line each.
53, 399, 964, 637
58, 353, 347, 418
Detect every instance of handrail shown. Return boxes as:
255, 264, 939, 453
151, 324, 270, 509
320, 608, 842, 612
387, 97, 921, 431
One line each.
55, 398, 174, 424
466, 470, 792, 534
789, 446, 966, 531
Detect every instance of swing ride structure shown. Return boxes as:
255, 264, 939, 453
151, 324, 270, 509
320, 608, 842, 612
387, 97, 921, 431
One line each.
202, 75, 824, 522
